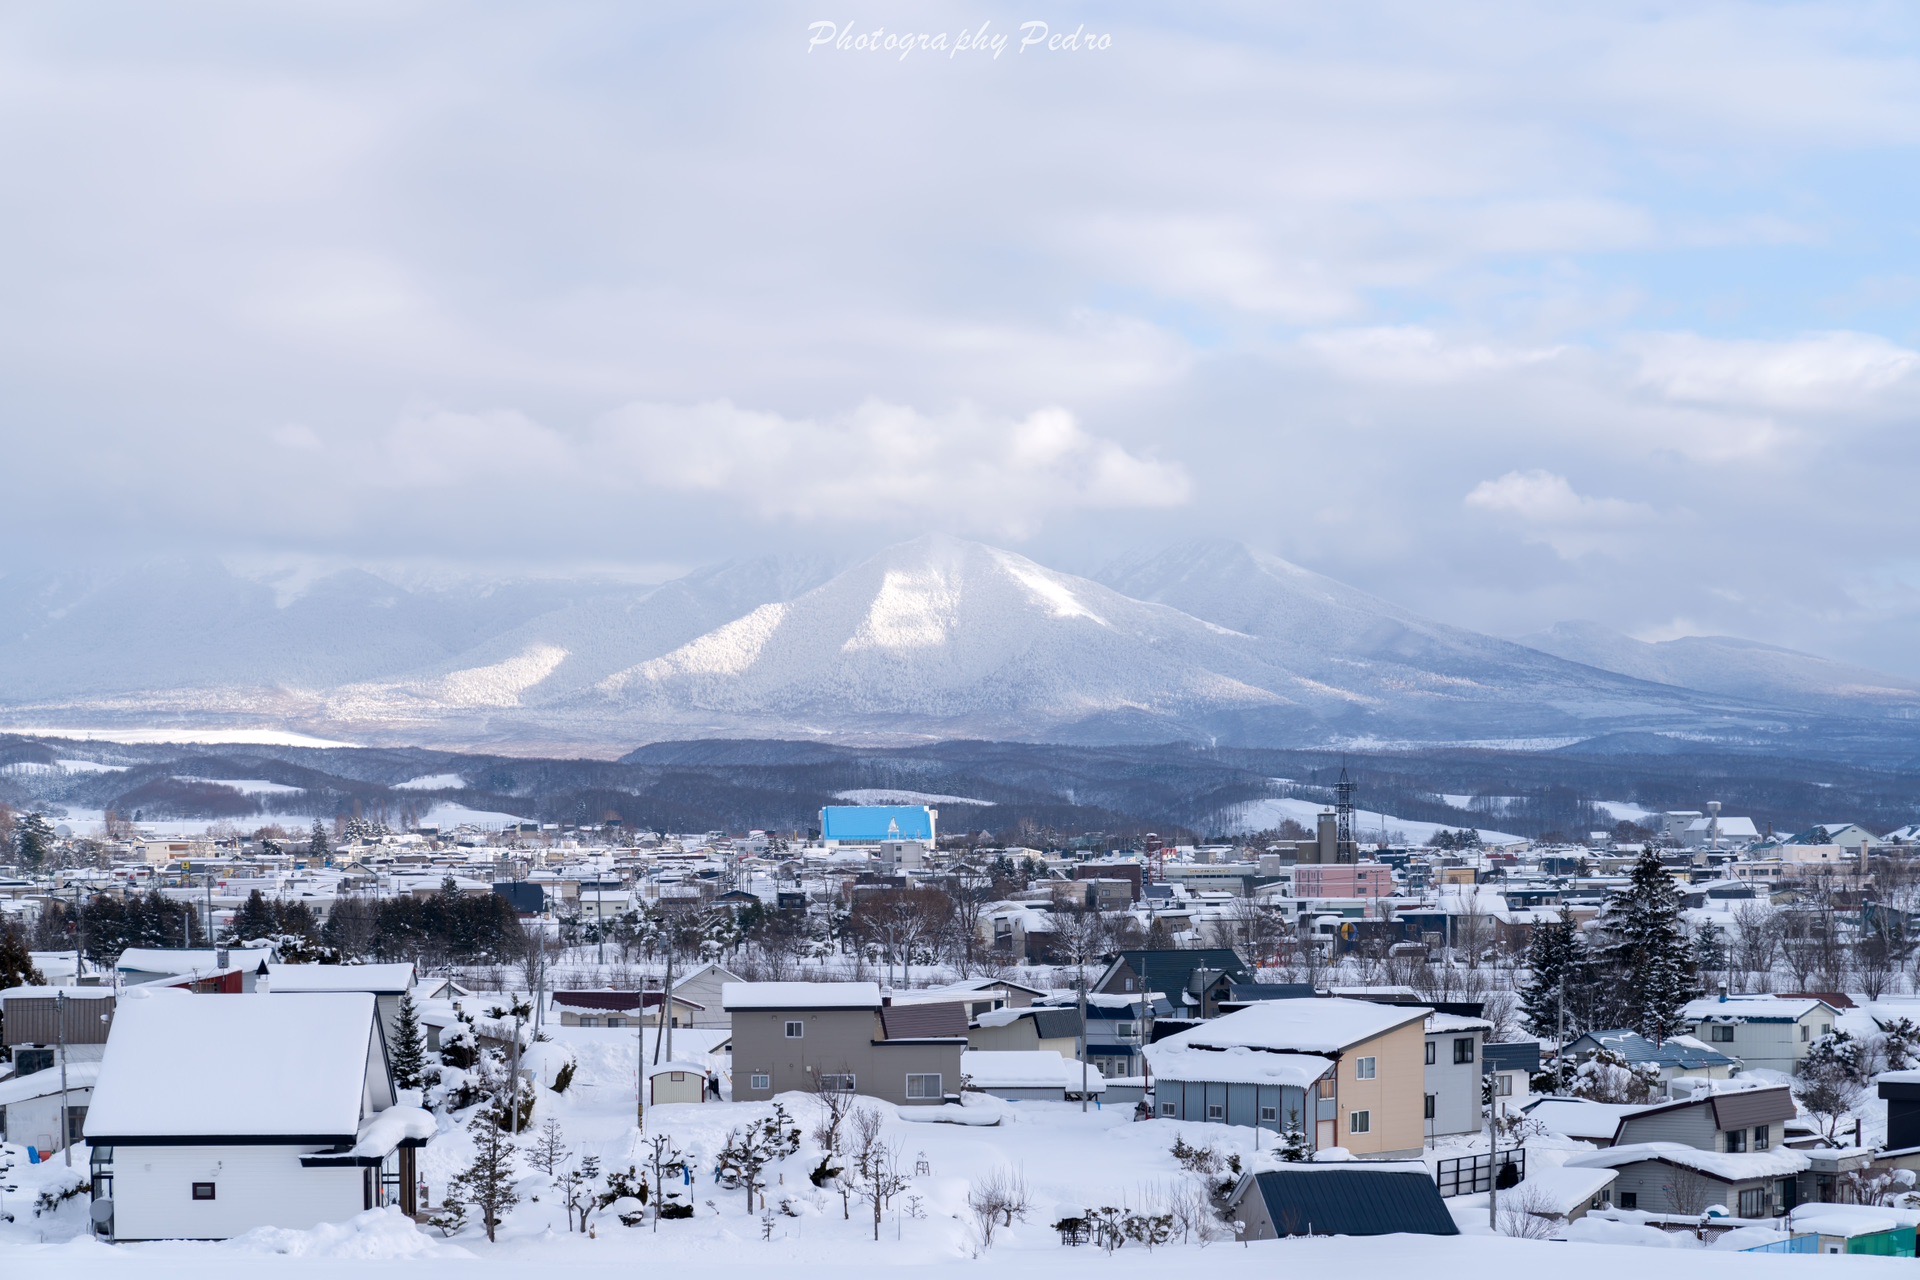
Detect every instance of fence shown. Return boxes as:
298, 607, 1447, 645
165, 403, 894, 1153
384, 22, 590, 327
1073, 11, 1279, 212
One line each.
1743, 1235, 1818, 1254
1433, 1148, 1526, 1198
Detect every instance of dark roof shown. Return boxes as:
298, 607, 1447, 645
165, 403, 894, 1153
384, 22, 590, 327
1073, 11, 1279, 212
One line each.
1247, 1168, 1459, 1237
1569, 1029, 1736, 1071
1030, 1007, 1083, 1040
552, 990, 702, 1013
1612, 1085, 1794, 1141
879, 1001, 968, 1040
1482, 1042, 1542, 1074
1225, 983, 1317, 1002
1106, 948, 1251, 998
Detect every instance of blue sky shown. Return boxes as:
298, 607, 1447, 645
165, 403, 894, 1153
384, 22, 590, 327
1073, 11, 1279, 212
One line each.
3, 2, 1920, 672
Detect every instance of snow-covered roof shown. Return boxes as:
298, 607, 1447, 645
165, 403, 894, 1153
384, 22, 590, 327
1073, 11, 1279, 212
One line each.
1426, 1012, 1494, 1034
1565, 1141, 1811, 1181
646, 1060, 710, 1078
1156, 996, 1428, 1055
0, 1059, 100, 1105
116, 946, 273, 975
0, 985, 116, 1002
962, 1050, 1106, 1092
1145, 1042, 1333, 1089
86, 991, 380, 1139
1516, 1165, 1618, 1215
721, 981, 882, 1011
267, 963, 416, 993
345, 1105, 436, 1158
1682, 996, 1833, 1023
1522, 1097, 1652, 1141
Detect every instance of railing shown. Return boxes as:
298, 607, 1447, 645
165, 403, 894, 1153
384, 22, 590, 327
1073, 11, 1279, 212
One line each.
1433, 1148, 1526, 1198
1743, 1234, 1818, 1254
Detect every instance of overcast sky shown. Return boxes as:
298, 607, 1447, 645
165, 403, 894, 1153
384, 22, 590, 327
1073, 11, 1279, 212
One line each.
5, 3, 1920, 671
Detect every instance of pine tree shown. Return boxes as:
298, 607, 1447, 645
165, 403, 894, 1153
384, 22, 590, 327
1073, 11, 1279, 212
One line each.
391, 991, 427, 1090
530, 1116, 570, 1177
309, 818, 331, 860
15, 812, 55, 870
231, 889, 280, 942
1692, 919, 1728, 992
1591, 849, 1694, 1041
447, 1110, 520, 1242
1521, 907, 1581, 1039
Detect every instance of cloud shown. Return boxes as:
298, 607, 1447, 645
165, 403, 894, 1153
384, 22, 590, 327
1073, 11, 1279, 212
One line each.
1465, 470, 1653, 558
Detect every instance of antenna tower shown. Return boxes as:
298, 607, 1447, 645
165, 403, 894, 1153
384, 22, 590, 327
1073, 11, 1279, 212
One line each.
1335, 763, 1356, 851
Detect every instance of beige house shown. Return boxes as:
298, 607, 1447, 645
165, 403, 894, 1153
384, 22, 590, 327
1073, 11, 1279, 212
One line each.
723, 982, 965, 1106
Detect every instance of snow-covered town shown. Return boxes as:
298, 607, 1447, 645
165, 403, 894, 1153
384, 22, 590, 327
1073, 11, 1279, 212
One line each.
6, 795, 1920, 1274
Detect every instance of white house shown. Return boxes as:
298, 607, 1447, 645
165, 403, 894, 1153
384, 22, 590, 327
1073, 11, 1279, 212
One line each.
1423, 1012, 1491, 1138
1681, 995, 1839, 1075
84, 990, 434, 1242
670, 961, 745, 1029
0, 1058, 98, 1154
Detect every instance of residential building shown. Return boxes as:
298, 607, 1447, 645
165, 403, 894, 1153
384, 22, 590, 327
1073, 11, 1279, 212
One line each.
84, 991, 434, 1241
551, 989, 703, 1028
960, 1050, 1106, 1102
723, 982, 964, 1107
1422, 1012, 1490, 1138
966, 1005, 1082, 1058
1483, 1041, 1539, 1119
266, 963, 415, 1048
669, 961, 745, 1028
0, 1058, 97, 1153
1222, 1164, 1459, 1240
1681, 996, 1839, 1075
1564, 1143, 1808, 1218
1094, 948, 1251, 1020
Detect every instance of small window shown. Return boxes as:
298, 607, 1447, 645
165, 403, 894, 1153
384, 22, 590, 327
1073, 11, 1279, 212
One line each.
192, 1182, 216, 1201
1124, 978, 1136, 992
1115, 1021, 1139, 1039
1820, 1023, 1832, 1038
1423, 1093, 1436, 1120
1356, 1056, 1377, 1080
1349, 1110, 1371, 1135
606, 1017, 624, 1028
905, 1073, 942, 1100
818, 1073, 856, 1093
1425, 1041, 1436, 1065
1738, 1187, 1767, 1218
1206, 1102, 1224, 1120
1260, 1105, 1278, 1122
670, 1071, 685, 1082
785, 1020, 805, 1039
749, 1072, 771, 1090
1754, 1124, 1771, 1150
1725, 1128, 1747, 1153
1710, 1024, 1735, 1043
1453, 1038, 1475, 1064
1800, 1024, 1810, 1042
1619, 1192, 1638, 1210
1496, 1074, 1514, 1097
1160, 1102, 1176, 1117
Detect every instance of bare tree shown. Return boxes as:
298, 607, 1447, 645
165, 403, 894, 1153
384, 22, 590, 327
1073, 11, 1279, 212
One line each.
1498, 1181, 1564, 1239
967, 1165, 1031, 1246
849, 1105, 909, 1241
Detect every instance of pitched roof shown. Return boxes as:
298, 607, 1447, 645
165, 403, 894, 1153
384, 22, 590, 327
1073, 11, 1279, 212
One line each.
267, 963, 415, 993
1157, 996, 1428, 1056
1104, 948, 1251, 997
1569, 1028, 1737, 1070
722, 981, 883, 1011
1245, 1167, 1459, 1237
86, 991, 382, 1140
879, 1000, 968, 1040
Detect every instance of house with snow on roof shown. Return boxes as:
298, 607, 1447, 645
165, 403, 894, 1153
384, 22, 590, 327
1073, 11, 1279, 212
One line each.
1682, 994, 1838, 1075
1563, 1028, 1740, 1084
723, 982, 965, 1107
83, 990, 434, 1242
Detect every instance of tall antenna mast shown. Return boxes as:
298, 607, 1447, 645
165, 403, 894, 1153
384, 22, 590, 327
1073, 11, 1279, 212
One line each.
1335, 761, 1356, 854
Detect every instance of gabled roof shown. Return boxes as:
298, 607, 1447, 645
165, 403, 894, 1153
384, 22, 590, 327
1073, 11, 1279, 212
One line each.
722, 981, 883, 1011
1681, 995, 1835, 1023
1568, 1028, 1737, 1071
1241, 1167, 1459, 1237
878, 1001, 968, 1040
1613, 1083, 1795, 1141
1100, 948, 1251, 998
267, 962, 415, 994
86, 991, 385, 1142
1155, 996, 1428, 1056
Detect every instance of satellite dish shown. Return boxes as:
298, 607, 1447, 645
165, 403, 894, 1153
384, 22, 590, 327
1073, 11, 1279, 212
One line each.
90, 1199, 114, 1227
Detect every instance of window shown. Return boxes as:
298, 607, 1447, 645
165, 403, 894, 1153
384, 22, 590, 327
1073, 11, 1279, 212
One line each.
1160, 1102, 1176, 1117
1800, 1024, 1810, 1042
1820, 1023, 1832, 1038
1453, 1038, 1475, 1064
1619, 1192, 1638, 1210
1425, 1041, 1437, 1065
1710, 1024, 1735, 1043
1261, 1105, 1278, 1122
1124, 978, 1136, 992
192, 1182, 217, 1201
1423, 1094, 1436, 1120
1725, 1128, 1747, 1153
1206, 1103, 1224, 1120
818, 1073, 856, 1093
670, 1071, 686, 1082
66, 1107, 87, 1145
785, 1020, 805, 1038
1115, 1021, 1139, 1040
1356, 1056, 1377, 1080
749, 1073, 771, 1090
607, 1017, 625, 1028
1349, 1110, 1371, 1135
905, 1073, 942, 1100
1496, 1074, 1514, 1097
1754, 1124, 1770, 1150
1738, 1187, 1767, 1218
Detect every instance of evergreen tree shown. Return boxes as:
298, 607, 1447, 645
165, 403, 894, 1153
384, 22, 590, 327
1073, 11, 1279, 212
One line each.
1521, 907, 1582, 1039
1692, 919, 1729, 992
231, 889, 280, 942
15, 812, 55, 870
447, 1110, 520, 1242
1591, 849, 1694, 1041
391, 990, 428, 1090
309, 818, 331, 860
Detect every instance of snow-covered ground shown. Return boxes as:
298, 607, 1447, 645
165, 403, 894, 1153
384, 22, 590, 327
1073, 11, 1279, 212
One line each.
833, 790, 994, 807
0, 727, 356, 748
1227, 796, 1524, 846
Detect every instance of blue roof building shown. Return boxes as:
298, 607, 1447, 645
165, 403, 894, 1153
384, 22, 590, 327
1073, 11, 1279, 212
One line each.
820, 805, 937, 845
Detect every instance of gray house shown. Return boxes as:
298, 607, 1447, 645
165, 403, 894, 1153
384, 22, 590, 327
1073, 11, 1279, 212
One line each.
1422, 1011, 1489, 1138
1561, 1085, 1807, 1217
670, 962, 745, 1029
1612, 1084, 1796, 1154
1680, 996, 1838, 1075
723, 982, 964, 1106
1564, 1028, 1738, 1083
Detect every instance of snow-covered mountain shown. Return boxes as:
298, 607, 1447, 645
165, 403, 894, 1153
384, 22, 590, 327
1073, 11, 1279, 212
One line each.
1518, 620, 1920, 713
0, 536, 1914, 753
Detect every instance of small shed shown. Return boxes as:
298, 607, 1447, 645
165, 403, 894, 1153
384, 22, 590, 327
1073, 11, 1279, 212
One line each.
961, 1050, 1106, 1102
647, 1061, 711, 1106
1224, 1163, 1460, 1240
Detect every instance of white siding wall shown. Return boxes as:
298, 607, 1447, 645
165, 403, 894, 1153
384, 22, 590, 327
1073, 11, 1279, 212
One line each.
110, 1145, 364, 1241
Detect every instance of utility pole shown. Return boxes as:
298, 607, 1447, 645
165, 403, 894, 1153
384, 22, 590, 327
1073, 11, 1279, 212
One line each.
1077, 943, 1090, 1115
1485, 1076, 1498, 1232
510, 1012, 523, 1136
57, 991, 72, 1167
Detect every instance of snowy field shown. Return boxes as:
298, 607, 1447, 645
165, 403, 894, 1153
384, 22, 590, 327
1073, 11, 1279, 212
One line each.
1229, 795, 1524, 846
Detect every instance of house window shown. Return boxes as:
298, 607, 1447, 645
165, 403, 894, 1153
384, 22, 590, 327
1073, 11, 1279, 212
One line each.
1261, 1105, 1278, 1122
192, 1182, 217, 1201
1453, 1038, 1475, 1064
818, 1073, 856, 1093
1349, 1110, 1371, 1135
1356, 1056, 1377, 1080
1819, 1023, 1832, 1038
1710, 1024, 1735, 1043
607, 1017, 625, 1028
1160, 1102, 1177, 1117
1738, 1187, 1767, 1218
1800, 1025, 1810, 1042
1206, 1102, 1224, 1120
1115, 1022, 1139, 1040
670, 1071, 686, 1082
749, 1073, 771, 1090
1424, 1094, 1436, 1120
1619, 1192, 1637, 1210
1496, 1074, 1514, 1097
1754, 1124, 1771, 1150
1425, 1041, 1437, 1065
785, 1020, 805, 1038
905, 1073, 942, 1100
1726, 1128, 1747, 1153
1124, 978, 1136, 992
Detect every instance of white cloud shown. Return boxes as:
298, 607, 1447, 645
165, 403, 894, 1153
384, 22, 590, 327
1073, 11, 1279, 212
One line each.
1627, 331, 1920, 413
1465, 470, 1653, 558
